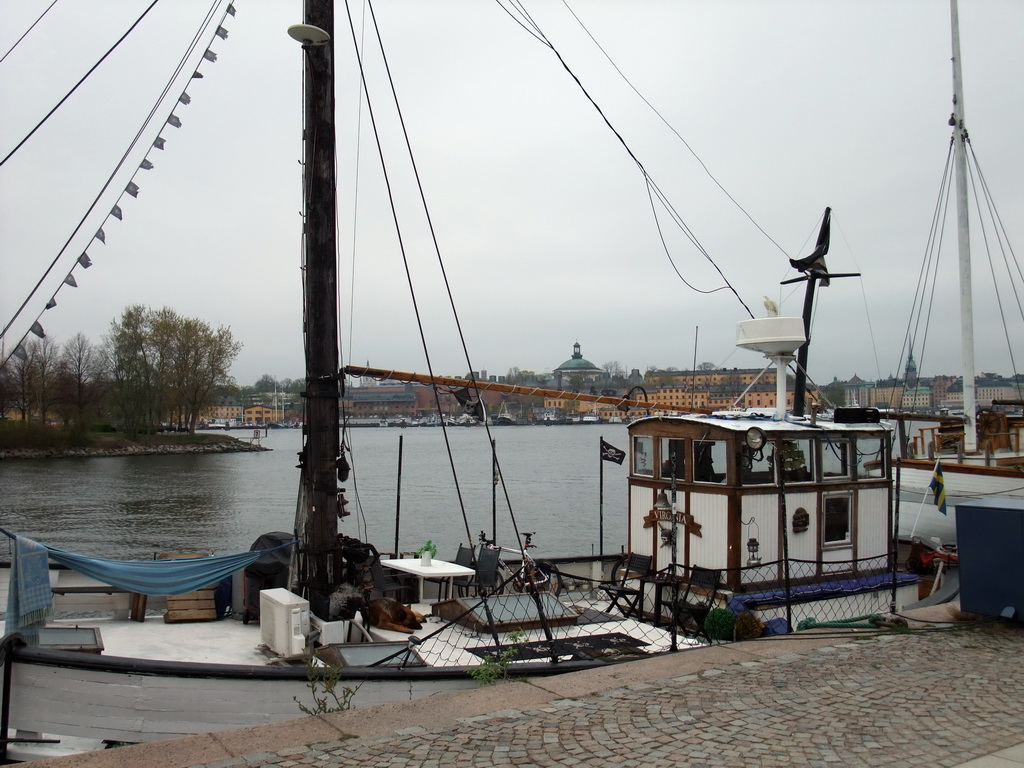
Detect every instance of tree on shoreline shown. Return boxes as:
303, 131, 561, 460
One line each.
57, 333, 106, 437
104, 306, 240, 437
173, 316, 241, 432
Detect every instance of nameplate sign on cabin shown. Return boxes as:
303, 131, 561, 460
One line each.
643, 508, 702, 538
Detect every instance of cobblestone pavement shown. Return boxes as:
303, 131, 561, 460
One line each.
181, 621, 1024, 768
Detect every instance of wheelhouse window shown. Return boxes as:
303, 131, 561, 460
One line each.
822, 493, 852, 547
855, 437, 887, 479
779, 438, 814, 483
821, 439, 851, 481
633, 435, 653, 477
694, 440, 727, 484
659, 438, 685, 481
739, 441, 774, 485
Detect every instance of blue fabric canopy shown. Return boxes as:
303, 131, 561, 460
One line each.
41, 542, 295, 597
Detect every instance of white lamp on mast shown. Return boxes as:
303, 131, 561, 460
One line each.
287, 24, 330, 46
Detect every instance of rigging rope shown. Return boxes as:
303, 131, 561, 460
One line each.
966, 144, 1023, 388
899, 134, 1023, 403
0, 0, 230, 357
343, 0, 493, 549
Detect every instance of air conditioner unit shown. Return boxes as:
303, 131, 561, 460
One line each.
259, 588, 310, 657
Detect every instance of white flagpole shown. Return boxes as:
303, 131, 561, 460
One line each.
908, 493, 929, 540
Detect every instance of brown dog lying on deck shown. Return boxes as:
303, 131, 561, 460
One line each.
367, 598, 426, 633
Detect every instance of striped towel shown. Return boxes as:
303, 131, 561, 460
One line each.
6, 536, 53, 644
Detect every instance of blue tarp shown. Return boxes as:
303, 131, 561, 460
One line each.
1, 528, 296, 598
43, 543, 295, 596
727, 571, 918, 614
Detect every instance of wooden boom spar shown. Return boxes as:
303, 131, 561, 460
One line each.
343, 365, 711, 415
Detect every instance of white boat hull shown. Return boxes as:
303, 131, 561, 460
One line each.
3, 648, 477, 746
898, 462, 1024, 544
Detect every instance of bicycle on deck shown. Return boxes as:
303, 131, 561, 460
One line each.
478, 530, 563, 597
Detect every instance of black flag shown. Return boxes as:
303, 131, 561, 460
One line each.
600, 439, 626, 464
789, 206, 831, 287
453, 387, 484, 421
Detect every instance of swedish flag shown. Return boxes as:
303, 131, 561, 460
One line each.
928, 460, 947, 515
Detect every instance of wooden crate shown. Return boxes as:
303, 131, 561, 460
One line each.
159, 552, 218, 623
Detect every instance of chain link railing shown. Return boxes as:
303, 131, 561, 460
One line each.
373, 551, 919, 669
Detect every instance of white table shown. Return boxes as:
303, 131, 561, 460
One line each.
380, 558, 475, 602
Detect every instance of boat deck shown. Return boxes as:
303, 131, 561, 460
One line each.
3, 612, 273, 665
3, 589, 684, 671
365, 598, 687, 668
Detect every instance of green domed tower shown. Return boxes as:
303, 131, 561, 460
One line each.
554, 342, 602, 389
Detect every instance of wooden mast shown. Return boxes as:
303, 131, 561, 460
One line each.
343, 365, 713, 415
299, 0, 340, 612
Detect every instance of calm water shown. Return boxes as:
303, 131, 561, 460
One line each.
0, 425, 631, 561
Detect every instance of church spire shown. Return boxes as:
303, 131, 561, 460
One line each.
904, 342, 918, 388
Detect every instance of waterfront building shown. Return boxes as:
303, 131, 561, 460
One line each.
202, 398, 242, 423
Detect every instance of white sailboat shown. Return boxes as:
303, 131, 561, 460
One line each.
895, 0, 1024, 545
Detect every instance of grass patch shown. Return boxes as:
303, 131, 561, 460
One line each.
0, 420, 71, 450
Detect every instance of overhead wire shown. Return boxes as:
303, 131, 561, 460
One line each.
0, 0, 162, 168
497, 0, 754, 320
0, 0, 229, 358
0, 0, 60, 66
558, 0, 790, 261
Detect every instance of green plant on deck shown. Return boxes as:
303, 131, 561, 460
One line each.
294, 655, 360, 715
703, 608, 737, 642
416, 540, 438, 558
468, 629, 527, 685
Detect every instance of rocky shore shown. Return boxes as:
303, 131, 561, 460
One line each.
0, 439, 270, 460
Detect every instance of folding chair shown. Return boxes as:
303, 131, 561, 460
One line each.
599, 553, 652, 619
370, 556, 413, 602
672, 567, 722, 641
458, 546, 501, 597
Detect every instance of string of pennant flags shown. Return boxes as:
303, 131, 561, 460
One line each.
6, 4, 236, 365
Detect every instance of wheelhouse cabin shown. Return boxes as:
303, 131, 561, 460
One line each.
625, 411, 907, 618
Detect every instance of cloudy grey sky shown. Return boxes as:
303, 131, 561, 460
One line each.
2, 0, 1022, 388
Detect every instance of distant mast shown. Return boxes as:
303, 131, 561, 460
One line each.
950, 0, 977, 452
